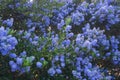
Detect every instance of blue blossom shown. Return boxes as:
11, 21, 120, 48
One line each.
61, 62, 65, 67
60, 55, 65, 62
82, 40, 92, 50
16, 57, 23, 65
0, 27, 18, 56
9, 53, 17, 58
66, 32, 74, 38
106, 0, 114, 5
9, 61, 18, 72
102, 6, 109, 13
72, 56, 111, 80
65, 25, 72, 32
56, 68, 62, 74
82, 23, 90, 32
7, 37, 18, 46
20, 51, 27, 57
8, 5, 14, 9
74, 47, 79, 53
72, 70, 82, 79
55, 55, 59, 61
40, 57, 45, 61
76, 34, 84, 46
9, 61, 14, 66
72, 11, 84, 25
57, 20, 65, 30
107, 14, 115, 24
106, 52, 111, 57
51, 34, 59, 46
24, 2, 33, 8
42, 16, 50, 26
3, 18, 14, 27
110, 36, 119, 50
101, 39, 110, 50
48, 67, 56, 76
112, 51, 120, 65
26, 19, 33, 28
105, 24, 111, 30
99, 14, 106, 23
15, 2, 20, 7
33, 36, 39, 41
28, 27, 35, 32
91, 39, 98, 46
31, 41, 38, 46
23, 32, 31, 39
87, 63, 92, 68
0, 27, 7, 37
62, 39, 71, 47
89, 16, 96, 22
36, 62, 42, 68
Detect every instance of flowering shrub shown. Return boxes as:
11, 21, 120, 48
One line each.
0, 0, 120, 80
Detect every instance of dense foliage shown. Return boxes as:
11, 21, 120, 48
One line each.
0, 0, 120, 80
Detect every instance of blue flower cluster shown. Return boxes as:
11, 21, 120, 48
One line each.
2, 18, 14, 27
51, 3, 75, 26
0, 27, 18, 56
0, 0, 120, 80
9, 53, 35, 73
50, 1, 120, 31
72, 57, 112, 80
48, 55, 64, 76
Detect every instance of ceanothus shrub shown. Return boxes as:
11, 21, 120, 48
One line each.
0, 0, 120, 80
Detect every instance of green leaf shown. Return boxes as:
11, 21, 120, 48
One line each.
23, 56, 34, 67
23, 59, 30, 67
8, 29, 16, 35
91, 52, 96, 57
43, 60, 48, 67
65, 17, 71, 25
